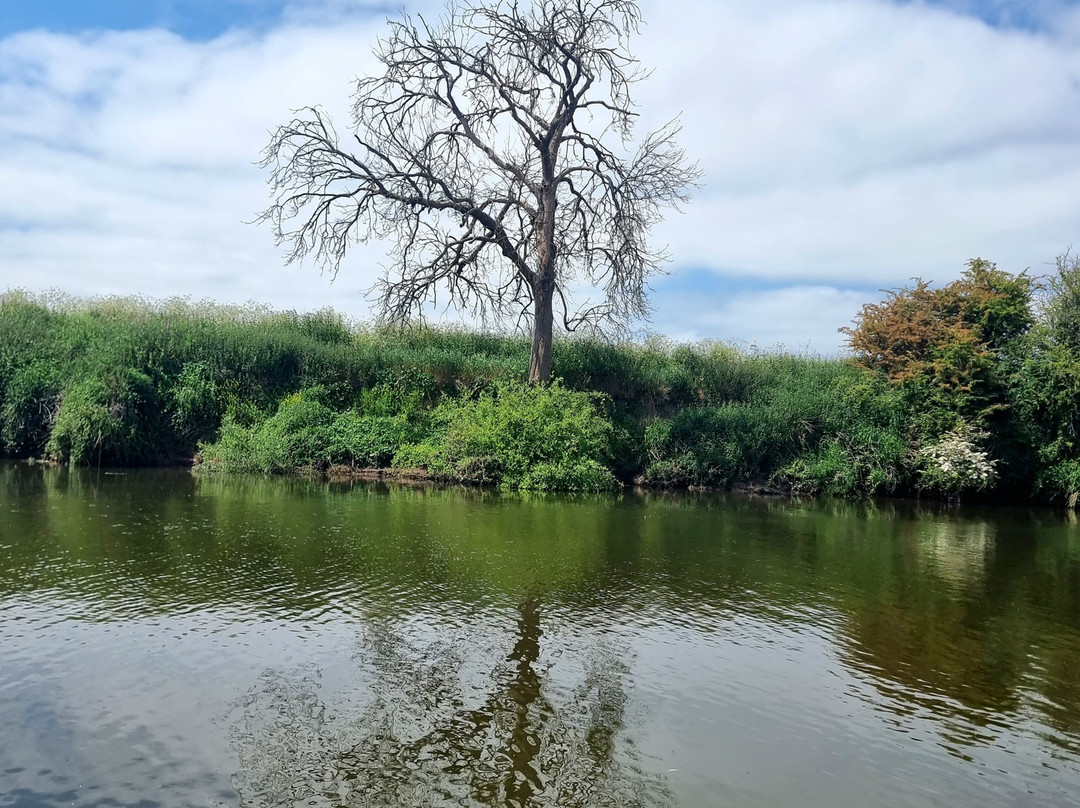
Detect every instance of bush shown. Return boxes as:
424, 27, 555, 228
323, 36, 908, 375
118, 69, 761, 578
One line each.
638, 404, 792, 488
1005, 252, 1080, 505
358, 382, 425, 417
200, 394, 336, 473
199, 388, 424, 473
299, 309, 353, 345
169, 362, 229, 444
915, 424, 997, 500
842, 259, 1032, 421
779, 425, 909, 497
1011, 343, 1080, 505
1038, 250, 1080, 354
46, 368, 163, 466
518, 459, 618, 492
1, 361, 61, 457
776, 370, 913, 497
8, 281, 1080, 507
200, 417, 261, 473
327, 412, 419, 467
393, 381, 619, 491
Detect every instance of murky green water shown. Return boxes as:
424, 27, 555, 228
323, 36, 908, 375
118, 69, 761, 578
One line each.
1, 464, 1079, 807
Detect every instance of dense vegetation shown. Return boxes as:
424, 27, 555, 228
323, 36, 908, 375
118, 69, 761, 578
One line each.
2, 253, 1078, 503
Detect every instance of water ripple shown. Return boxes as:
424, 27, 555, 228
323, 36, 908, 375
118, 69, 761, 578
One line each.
2, 465, 1080, 806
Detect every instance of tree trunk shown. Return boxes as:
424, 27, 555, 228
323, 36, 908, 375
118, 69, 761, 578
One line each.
529, 281, 554, 383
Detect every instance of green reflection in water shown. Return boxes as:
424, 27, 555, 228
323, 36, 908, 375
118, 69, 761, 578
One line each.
2, 463, 1080, 806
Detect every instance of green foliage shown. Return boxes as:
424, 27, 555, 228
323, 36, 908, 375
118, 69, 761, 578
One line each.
2, 277, 1079, 506
201, 394, 333, 474
1037, 460, 1080, 508
780, 426, 910, 498
391, 440, 443, 471
638, 358, 891, 491
204, 380, 620, 491
1009, 253, 1080, 505
1012, 344, 1080, 494
328, 412, 419, 468
775, 369, 913, 497
46, 368, 163, 466
843, 259, 1032, 424
199, 387, 423, 474
169, 362, 229, 444
0, 295, 526, 466
200, 418, 261, 473
253, 395, 338, 472
1038, 251, 1080, 353
640, 405, 788, 488
1, 361, 61, 457
358, 382, 424, 417
608, 412, 647, 482
393, 381, 619, 491
957, 258, 1034, 352
914, 424, 997, 500
552, 336, 770, 415
298, 308, 353, 345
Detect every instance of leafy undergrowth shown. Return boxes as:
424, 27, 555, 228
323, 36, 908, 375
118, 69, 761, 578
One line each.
5, 274, 1080, 504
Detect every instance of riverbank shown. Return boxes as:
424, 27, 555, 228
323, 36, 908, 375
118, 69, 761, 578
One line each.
2, 272, 1078, 505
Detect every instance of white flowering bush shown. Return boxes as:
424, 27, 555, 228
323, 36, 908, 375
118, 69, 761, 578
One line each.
916, 424, 997, 500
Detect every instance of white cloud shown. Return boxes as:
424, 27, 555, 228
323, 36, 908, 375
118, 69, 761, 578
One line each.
650, 284, 868, 354
636, 0, 1080, 283
1, 0, 1078, 349
0, 18, 395, 317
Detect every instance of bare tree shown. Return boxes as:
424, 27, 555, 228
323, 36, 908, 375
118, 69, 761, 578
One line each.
260, 0, 699, 382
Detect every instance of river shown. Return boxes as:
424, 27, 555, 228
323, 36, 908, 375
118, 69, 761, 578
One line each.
1, 463, 1079, 807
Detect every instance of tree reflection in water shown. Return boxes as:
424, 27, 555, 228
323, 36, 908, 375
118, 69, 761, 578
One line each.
230, 600, 674, 808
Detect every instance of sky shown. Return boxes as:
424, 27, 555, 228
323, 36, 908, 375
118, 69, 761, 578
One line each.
1, 0, 1079, 353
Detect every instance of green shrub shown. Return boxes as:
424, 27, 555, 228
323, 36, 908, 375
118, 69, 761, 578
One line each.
914, 424, 997, 500
199, 417, 260, 473
1039, 251, 1080, 354
1002, 255, 1080, 504
299, 309, 352, 345
391, 440, 442, 471
609, 413, 647, 482
8, 284, 1080, 506
358, 382, 424, 417
46, 368, 162, 466
199, 388, 425, 473
1, 361, 61, 457
254, 396, 337, 471
519, 459, 618, 492
327, 412, 418, 467
1037, 459, 1080, 508
779, 425, 909, 497
201, 394, 336, 473
169, 362, 229, 444
393, 381, 619, 491
638, 404, 792, 487
638, 360, 913, 494
776, 370, 913, 497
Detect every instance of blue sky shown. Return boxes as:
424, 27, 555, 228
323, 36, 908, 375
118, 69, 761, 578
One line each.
0, 1, 399, 39
5, 0, 1073, 38
0, 1, 284, 40
2, 0, 1079, 352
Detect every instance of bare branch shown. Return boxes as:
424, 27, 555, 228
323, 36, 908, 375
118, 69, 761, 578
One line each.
259, 0, 700, 381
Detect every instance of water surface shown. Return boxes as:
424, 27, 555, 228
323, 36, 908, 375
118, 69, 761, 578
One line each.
1, 464, 1079, 807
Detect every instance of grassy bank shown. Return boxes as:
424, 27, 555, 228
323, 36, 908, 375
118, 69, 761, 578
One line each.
2, 264, 1078, 505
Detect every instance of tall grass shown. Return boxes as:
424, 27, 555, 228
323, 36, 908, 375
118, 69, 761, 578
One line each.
0, 291, 912, 495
